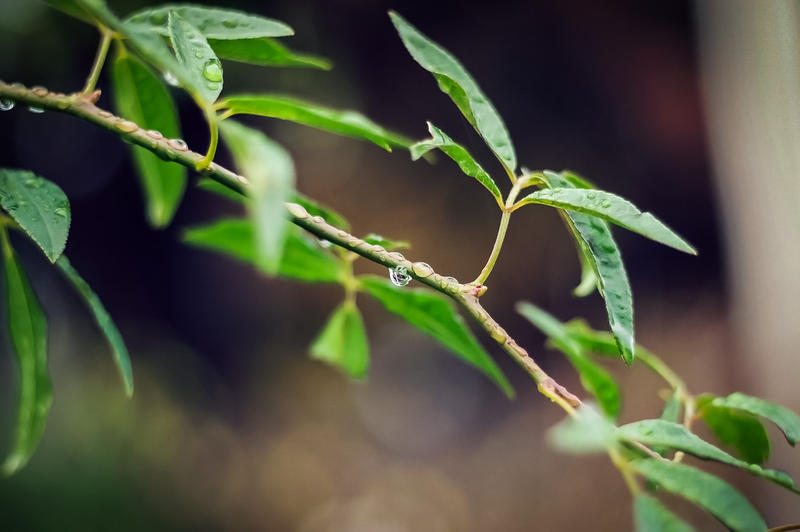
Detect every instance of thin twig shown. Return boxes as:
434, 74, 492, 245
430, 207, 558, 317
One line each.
0, 81, 583, 411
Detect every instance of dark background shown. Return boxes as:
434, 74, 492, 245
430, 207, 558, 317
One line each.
0, 0, 795, 530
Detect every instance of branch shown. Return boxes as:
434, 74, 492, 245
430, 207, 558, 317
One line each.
0, 81, 582, 412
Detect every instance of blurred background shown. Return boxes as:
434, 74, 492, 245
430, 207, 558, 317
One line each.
1, 0, 799, 530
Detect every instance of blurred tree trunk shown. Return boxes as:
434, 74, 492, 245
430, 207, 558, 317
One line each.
697, 0, 800, 521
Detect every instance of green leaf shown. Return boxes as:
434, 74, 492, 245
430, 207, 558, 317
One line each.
389, 12, 516, 172
544, 170, 634, 365
125, 4, 294, 40
696, 394, 770, 464
359, 276, 513, 398
219, 120, 295, 274
548, 404, 617, 454
168, 11, 223, 103
515, 188, 696, 254
0, 169, 70, 263
208, 38, 331, 70
634, 494, 694, 532
111, 52, 186, 227
516, 302, 620, 419
310, 301, 369, 379
572, 235, 598, 297
218, 94, 411, 151
712, 393, 800, 446
660, 392, 681, 423
620, 420, 799, 493
1, 232, 52, 475
55, 256, 133, 397
628, 459, 767, 532
410, 122, 502, 203
183, 218, 343, 283
75, 0, 204, 99
363, 233, 409, 251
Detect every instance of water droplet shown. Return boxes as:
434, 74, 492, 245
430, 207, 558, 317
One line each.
163, 71, 179, 87
286, 203, 309, 219
27, 106, 44, 113
24, 178, 42, 189
389, 266, 411, 287
388, 251, 405, 262
440, 276, 459, 291
222, 19, 237, 28
31, 86, 48, 97
412, 261, 433, 277
18, 200, 28, 207
54, 207, 68, 217
370, 244, 385, 254
318, 239, 331, 248
0, 99, 14, 111
206, 81, 221, 92
194, 51, 204, 59
202, 59, 223, 82
587, 192, 596, 200
146, 129, 164, 140
311, 215, 325, 224
601, 200, 611, 208
167, 138, 188, 151
98, 110, 113, 118
114, 119, 139, 133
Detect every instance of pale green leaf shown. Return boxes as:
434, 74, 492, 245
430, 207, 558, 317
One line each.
634, 494, 694, 532
620, 420, 798, 493
544, 170, 634, 365
55, 256, 133, 397
183, 218, 343, 283
218, 94, 411, 151
572, 233, 597, 297
516, 188, 696, 254
548, 404, 616, 454
696, 394, 770, 464
168, 11, 223, 103
310, 301, 369, 379
208, 38, 331, 70
661, 392, 681, 423
0, 169, 70, 263
712, 392, 800, 446
629, 459, 767, 532
516, 301, 620, 419
410, 122, 502, 203
1, 233, 52, 475
359, 276, 513, 398
111, 52, 186, 227
389, 12, 516, 172
219, 120, 295, 274
125, 4, 294, 40
363, 233, 409, 251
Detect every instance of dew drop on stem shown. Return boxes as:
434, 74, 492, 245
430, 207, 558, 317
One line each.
389, 266, 411, 287
163, 71, 179, 87
0, 99, 14, 111
27, 106, 44, 114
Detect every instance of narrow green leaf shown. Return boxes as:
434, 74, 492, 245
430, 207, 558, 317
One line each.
561, 170, 596, 189
620, 420, 798, 493
126, 5, 294, 40
219, 94, 411, 151
572, 231, 597, 297
389, 12, 516, 172
363, 233, 409, 251
0, 169, 70, 263
516, 188, 696, 254
168, 11, 223, 103
55, 256, 133, 397
544, 170, 634, 365
410, 122, 502, 203
629, 459, 767, 532
548, 404, 617, 454
712, 392, 800, 446
661, 392, 681, 423
1, 232, 52, 475
208, 38, 331, 70
219, 120, 295, 274
112, 52, 186, 227
696, 394, 770, 464
359, 276, 513, 398
634, 494, 694, 532
516, 301, 620, 419
310, 301, 369, 379
183, 218, 343, 283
